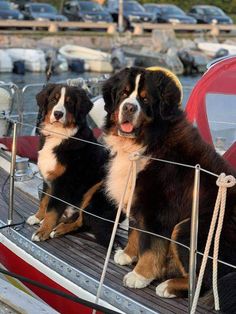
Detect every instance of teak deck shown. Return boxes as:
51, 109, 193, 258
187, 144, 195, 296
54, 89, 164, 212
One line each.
0, 168, 214, 314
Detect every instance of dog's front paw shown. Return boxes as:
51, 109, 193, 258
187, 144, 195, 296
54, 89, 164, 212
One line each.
156, 280, 176, 298
114, 249, 134, 265
31, 228, 51, 242
123, 271, 153, 288
26, 215, 41, 226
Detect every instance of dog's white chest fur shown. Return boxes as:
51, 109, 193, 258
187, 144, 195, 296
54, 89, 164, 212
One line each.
105, 135, 148, 211
38, 125, 78, 181
38, 137, 62, 180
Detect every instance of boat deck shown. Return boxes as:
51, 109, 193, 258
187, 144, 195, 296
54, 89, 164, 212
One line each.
0, 168, 214, 314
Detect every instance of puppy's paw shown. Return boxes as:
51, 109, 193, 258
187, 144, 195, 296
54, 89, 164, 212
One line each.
114, 249, 134, 265
123, 271, 153, 288
26, 215, 41, 226
31, 229, 50, 242
50, 223, 73, 238
156, 280, 176, 298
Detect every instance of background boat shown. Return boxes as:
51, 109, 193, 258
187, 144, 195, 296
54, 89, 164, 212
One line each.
6, 49, 46, 72
59, 45, 113, 73
197, 42, 236, 57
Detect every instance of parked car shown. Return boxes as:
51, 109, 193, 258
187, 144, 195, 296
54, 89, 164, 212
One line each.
188, 5, 233, 25
62, 0, 113, 22
0, 1, 23, 20
107, 0, 154, 30
144, 3, 196, 24
11, 0, 31, 11
21, 3, 68, 21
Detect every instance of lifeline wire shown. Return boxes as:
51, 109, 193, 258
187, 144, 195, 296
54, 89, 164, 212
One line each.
8, 119, 221, 177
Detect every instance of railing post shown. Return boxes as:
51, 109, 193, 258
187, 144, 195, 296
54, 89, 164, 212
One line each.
8, 121, 17, 225
118, 0, 123, 32
188, 164, 200, 313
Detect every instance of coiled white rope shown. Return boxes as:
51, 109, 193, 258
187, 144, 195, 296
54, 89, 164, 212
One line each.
190, 173, 236, 314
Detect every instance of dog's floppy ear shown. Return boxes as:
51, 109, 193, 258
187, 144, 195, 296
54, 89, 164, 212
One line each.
147, 67, 183, 120
102, 68, 131, 113
36, 83, 57, 108
35, 84, 58, 130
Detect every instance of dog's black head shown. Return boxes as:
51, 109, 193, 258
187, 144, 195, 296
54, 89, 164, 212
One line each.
102, 67, 183, 141
36, 84, 93, 129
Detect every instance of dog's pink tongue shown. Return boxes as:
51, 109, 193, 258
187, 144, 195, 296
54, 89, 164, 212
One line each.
120, 122, 134, 133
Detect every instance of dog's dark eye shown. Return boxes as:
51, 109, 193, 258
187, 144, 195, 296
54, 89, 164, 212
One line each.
122, 90, 129, 97
50, 98, 57, 105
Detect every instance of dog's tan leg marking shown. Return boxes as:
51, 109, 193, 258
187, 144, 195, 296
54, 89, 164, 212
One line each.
50, 182, 103, 238
32, 210, 58, 241
26, 188, 51, 225
123, 240, 168, 289
156, 277, 188, 298
167, 219, 189, 278
114, 229, 139, 265
157, 220, 190, 298
47, 162, 66, 181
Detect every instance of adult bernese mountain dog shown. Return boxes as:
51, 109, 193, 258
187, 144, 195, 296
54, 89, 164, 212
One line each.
26, 84, 116, 245
102, 67, 236, 305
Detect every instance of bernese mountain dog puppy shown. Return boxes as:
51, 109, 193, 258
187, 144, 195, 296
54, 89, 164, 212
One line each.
102, 67, 236, 302
26, 84, 115, 245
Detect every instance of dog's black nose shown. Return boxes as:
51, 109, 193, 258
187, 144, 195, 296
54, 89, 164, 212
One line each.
123, 103, 138, 114
54, 111, 63, 120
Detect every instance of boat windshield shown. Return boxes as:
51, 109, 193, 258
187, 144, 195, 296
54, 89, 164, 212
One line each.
203, 7, 225, 16
206, 93, 236, 154
123, 2, 145, 12
79, 2, 104, 12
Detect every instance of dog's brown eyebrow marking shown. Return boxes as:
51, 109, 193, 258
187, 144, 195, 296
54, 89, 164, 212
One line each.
140, 89, 147, 98
66, 96, 71, 102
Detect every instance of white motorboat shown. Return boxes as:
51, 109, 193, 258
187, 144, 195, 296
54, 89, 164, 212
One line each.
6, 49, 46, 72
59, 45, 113, 73
197, 42, 236, 57
0, 50, 13, 73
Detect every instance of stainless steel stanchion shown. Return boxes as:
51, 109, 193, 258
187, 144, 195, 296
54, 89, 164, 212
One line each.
188, 164, 200, 313
8, 121, 17, 225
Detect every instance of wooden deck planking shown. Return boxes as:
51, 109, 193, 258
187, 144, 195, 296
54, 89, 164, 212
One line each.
0, 168, 214, 314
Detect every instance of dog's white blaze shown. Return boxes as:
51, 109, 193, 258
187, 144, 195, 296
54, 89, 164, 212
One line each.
118, 74, 141, 125
104, 135, 148, 210
38, 125, 78, 182
50, 87, 66, 123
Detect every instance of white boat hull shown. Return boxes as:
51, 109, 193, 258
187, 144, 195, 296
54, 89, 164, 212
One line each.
59, 45, 113, 73
6, 49, 46, 72
0, 50, 13, 73
198, 42, 236, 57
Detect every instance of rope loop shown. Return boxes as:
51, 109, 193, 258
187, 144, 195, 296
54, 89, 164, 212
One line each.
216, 173, 236, 188
191, 172, 236, 314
